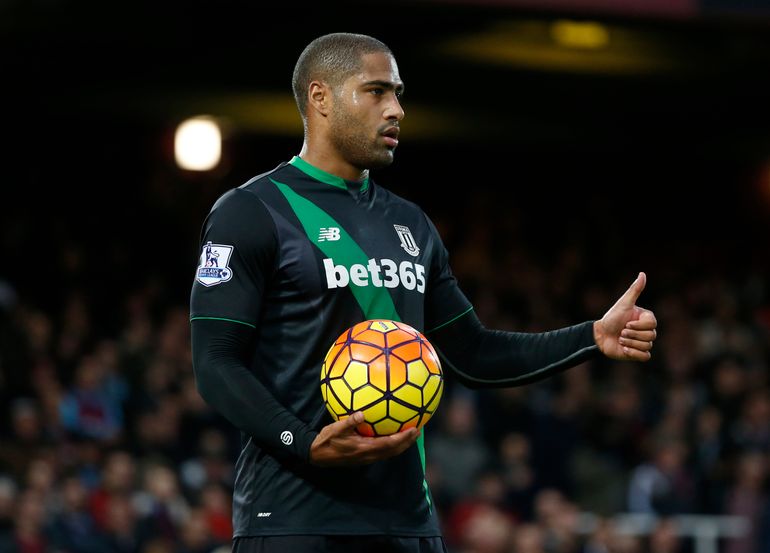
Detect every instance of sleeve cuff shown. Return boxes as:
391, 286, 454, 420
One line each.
270, 419, 319, 464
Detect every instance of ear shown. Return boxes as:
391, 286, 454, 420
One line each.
307, 80, 332, 117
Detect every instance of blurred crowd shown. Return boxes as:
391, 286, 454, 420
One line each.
0, 191, 768, 553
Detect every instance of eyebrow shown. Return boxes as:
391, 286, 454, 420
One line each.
363, 80, 405, 94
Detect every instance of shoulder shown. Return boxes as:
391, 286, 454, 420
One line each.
375, 185, 442, 238
206, 188, 270, 229
375, 185, 423, 214
376, 185, 433, 230
202, 169, 293, 245
237, 161, 294, 197
208, 162, 294, 218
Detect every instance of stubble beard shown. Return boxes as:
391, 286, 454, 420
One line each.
329, 105, 395, 171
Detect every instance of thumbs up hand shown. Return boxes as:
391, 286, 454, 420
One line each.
593, 272, 658, 361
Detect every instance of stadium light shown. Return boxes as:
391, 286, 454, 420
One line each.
174, 116, 222, 171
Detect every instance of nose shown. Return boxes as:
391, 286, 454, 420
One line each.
384, 94, 405, 122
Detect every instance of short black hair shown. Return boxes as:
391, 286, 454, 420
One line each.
292, 33, 392, 119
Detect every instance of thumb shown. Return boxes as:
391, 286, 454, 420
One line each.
333, 412, 364, 435
619, 272, 646, 306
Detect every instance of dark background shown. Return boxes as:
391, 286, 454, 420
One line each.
5, 0, 770, 314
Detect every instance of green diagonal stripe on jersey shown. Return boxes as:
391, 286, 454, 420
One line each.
271, 179, 399, 321
271, 177, 433, 511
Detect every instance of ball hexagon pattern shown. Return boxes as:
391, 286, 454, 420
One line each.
320, 319, 444, 436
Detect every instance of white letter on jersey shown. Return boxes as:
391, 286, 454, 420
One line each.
323, 258, 349, 288
323, 258, 425, 294
349, 264, 369, 286
416, 264, 426, 293
380, 259, 399, 288
367, 258, 383, 287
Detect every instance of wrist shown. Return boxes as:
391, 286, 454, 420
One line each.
593, 319, 603, 348
300, 428, 320, 463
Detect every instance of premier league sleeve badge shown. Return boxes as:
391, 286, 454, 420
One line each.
196, 241, 234, 287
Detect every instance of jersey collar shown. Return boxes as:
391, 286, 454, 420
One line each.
289, 156, 370, 193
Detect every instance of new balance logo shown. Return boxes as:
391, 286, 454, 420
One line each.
318, 227, 341, 242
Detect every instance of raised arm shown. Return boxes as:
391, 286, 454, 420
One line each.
428, 273, 656, 388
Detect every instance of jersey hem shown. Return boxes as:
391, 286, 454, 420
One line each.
234, 530, 443, 538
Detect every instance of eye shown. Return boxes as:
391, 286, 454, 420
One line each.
370, 87, 385, 96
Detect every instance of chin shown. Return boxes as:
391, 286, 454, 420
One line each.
368, 151, 395, 169
346, 146, 396, 171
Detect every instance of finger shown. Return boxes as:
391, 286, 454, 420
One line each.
331, 412, 365, 436
618, 337, 654, 351
638, 310, 657, 324
622, 346, 652, 361
384, 428, 419, 448
621, 328, 657, 342
387, 429, 420, 457
371, 428, 418, 453
625, 313, 657, 330
618, 272, 647, 307
358, 429, 418, 463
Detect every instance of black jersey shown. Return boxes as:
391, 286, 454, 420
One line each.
190, 156, 472, 537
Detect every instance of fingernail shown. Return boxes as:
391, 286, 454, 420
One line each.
621, 330, 629, 337
623, 346, 629, 354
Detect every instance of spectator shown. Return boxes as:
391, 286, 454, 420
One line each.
512, 523, 546, 553
498, 432, 537, 518
59, 354, 126, 442
427, 394, 492, 503
197, 482, 232, 546
89, 449, 137, 530
533, 489, 581, 553
730, 389, 770, 452
725, 450, 768, 553
47, 473, 105, 553
455, 503, 513, 553
648, 519, 681, 553
9, 489, 49, 553
102, 493, 148, 553
627, 437, 694, 515
176, 508, 218, 553
134, 462, 190, 543
0, 399, 49, 481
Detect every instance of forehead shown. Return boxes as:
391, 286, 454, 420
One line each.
348, 51, 402, 85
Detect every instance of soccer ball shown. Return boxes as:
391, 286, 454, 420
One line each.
320, 319, 443, 436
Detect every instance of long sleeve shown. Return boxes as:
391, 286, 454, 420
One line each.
191, 318, 318, 461
428, 309, 600, 389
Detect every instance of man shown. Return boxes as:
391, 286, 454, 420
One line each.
190, 33, 657, 553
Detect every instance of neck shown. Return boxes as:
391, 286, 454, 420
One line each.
298, 139, 369, 182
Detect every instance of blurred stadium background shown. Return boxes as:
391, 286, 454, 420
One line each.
3, 0, 770, 552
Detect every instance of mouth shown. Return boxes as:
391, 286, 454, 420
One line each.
380, 126, 400, 148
